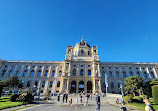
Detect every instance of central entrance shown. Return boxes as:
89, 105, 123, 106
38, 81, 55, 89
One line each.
79, 81, 84, 93
70, 81, 76, 93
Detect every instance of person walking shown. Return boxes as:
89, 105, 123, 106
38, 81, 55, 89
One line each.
70, 98, 72, 106
66, 93, 68, 103
57, 94, 60, 104
90, 93, 92, 100
22, 92, 27, 106
86, 96, 88, 105
80, 95, 82, 103
63, 93, 65, 103
144, 99, 155, 111
96, 93, 100, 111
121, 103, 127, 111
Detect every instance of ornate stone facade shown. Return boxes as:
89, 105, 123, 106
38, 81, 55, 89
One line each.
0, 39, 158, 95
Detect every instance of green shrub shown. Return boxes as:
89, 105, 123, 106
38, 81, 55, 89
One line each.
127, 94, 134, 98
25, 93, 34, 103
17, 91, 33, 103
17, 92, 24, 102
123, 96, 133, 103
152, 85, 158, 104
10, 94, 19, 102
133, 96, 143, 103
141, 95, 148, 100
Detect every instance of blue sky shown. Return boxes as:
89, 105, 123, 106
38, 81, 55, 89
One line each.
0, 0, 158, 62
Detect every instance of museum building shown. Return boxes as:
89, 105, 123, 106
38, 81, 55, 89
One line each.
0, 38, 158, 95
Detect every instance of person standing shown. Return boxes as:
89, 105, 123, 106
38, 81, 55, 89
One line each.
63, 93, 65, 103
90, 93, 92, 100
66, 93, 68, 103
22, 92, 27, 106
144, 99, 155, 111
70, 98, 72, 106
121, 103, 127, 111
86, 96, 88, 105
57, 94, 60, 104
96, 94, 100, 111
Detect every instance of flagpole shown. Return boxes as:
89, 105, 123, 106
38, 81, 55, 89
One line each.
105, 73, 108, 97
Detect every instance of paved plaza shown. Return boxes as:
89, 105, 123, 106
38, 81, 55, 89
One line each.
19, 94, 139, 111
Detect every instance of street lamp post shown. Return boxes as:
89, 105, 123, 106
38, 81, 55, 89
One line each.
105, 73, 108, 97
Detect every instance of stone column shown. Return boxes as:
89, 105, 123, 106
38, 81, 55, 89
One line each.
93, 79, 96, 94
84, 80, 87, 93
60, 78, 64, 92
41, 66, 45, 77
44, 80, 49, 94
68, 62, 71, 76
152, 67, 157, 78
34, 65, 38, 77
63, 62, 66, 76
92, 63, 95, 77
27, 65, 31, 77
146, 67, 150, 78
67, 79, 70, 93
98, 63, 101, 77
140, 67, 144, 79
99, 79, 102, 93
76, 78, 79, 93
48, 66, 52, 77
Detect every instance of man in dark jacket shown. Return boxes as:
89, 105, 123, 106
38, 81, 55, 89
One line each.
65, 93, 68, 103
96, 94, 100, 111
63, 93, 66, 103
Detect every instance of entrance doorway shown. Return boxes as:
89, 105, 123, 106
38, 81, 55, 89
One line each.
79, 81, 84, 93
70, 81, 76, 93
87, 81, 92, 93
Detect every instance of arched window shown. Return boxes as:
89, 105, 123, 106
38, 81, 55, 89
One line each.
136, 71, 140, 76
80, 69, 84, 76
88, 51, 90, 55
129, 71, 133, 76
27, 81, 31, 87
1, 70, 6, 76
118, 82, 120, 89
150, 72, 155, 79
30, 70, 34, 77
72, 69, 76, 76
44, 70, 48, 77
59, 71, 62, 77
34, 81, 38, 87
123, 71, 126, 78
9, 70, 13, 76
81, 49, 84, 55
88, 69, 91, 76
109, 71, 113, 78
110, 82, 114, 89
143, 72, 148, 78
37, 70, 41, 77
42, 81, 45, 87
52, 70, 55, 77
23, 70, 28, 77
16, 70, 20, 76
101, 71, 105, 77
49, 81, 53, 88
57, 81, 60, 87
116, 71, 119, 78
